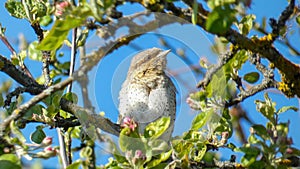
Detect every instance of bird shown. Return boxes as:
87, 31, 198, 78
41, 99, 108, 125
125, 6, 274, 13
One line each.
118, 47, 176, 141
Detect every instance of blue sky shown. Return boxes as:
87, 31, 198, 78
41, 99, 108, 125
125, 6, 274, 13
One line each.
0, 0, 300, 168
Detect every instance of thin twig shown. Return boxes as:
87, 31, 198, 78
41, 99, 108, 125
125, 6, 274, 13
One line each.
270, 0, 295, 38
57, 128, 68, 168
64, 26, 79, 166
197, 51, 236, 88
67, 28, 78, 92
225, 78, 276, 107
31, 23, 52, 86
0, 30, 34, 78
0, 35, 17, 56
4, 87, 26, 107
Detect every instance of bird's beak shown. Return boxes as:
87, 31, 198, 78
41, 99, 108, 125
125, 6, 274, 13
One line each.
161, 49, 171, 57
150, 49, 171, 67
155, 49, 171, 60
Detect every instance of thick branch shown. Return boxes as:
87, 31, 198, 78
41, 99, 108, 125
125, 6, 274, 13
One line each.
0, 55, 44, 94
60, 98, 120, 136
79, 11, 189, 74
163, 0, 300, 98
0, 77, 73, 136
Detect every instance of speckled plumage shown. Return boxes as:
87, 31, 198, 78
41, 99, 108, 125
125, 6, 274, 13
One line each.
118, 48, 176, 140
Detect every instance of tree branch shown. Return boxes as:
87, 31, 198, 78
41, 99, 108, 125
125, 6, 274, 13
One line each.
0, 55, 45, 95
270, 0, 295, 38
163, 0, 300, 98
31, 22, 52, 86
196, 51, 236, 88
0, 77, 73, 136
0, 28, 34, 78
59, 98, 120, 136
79, 11, 188, 74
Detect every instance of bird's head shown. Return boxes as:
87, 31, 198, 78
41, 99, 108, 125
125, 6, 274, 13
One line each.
127, 48, 171, 78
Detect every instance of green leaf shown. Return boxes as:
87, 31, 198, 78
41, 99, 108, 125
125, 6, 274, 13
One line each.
90, 0, 104, 21
276, 106, 298, 114
238, 14, 256, 35
146, 150, 172, 168
255, 93, 275, 123
243, 72, 260, 84
52, 91, 64, 107
62, 92, 78, 104
43, 90, 64, 106
5, 1, 27, 19
206, 71, 236, 99
182, 130, 206, 142
19, 50, 26, 62
149, 139, 170, 155
0, 154, 21, 169
206, 50, 247, 98
214, 117, 233, 137
57, 61, 71, 70
296, 15, 300, 26
189, 91, 207, 102
192, 143, 207, 162
191, 109, 213, 130
248, 134, 261, 144
36, 75, 45, 85
276, 122, 289, 137
80, 146, 93, 158
24, 104, 43, 120
33, 2, 47, 17
66, 160, 81, 169
236, 146, 260, 167
206, 5, 237, 34
251, 125, 269, 140
28, 41, 43, 61
173, 140, 193, 159
37, 4, 92, 50
30, 126, 46, 144
144, 117, 170, 139
6, 101, 17, 115
222, 108, 231, 120
0, 24, 6, 36
10, 120, 26, 143
207, 0, 236, 9
46, 105, 59, 118
119, 127, 143, 152
230, 49, 249, 70
236, 146, 260, 156
227, 143, 236, 150
39, 15, 53, 27
11, 57, 19, 66
206, 70, 227, 98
